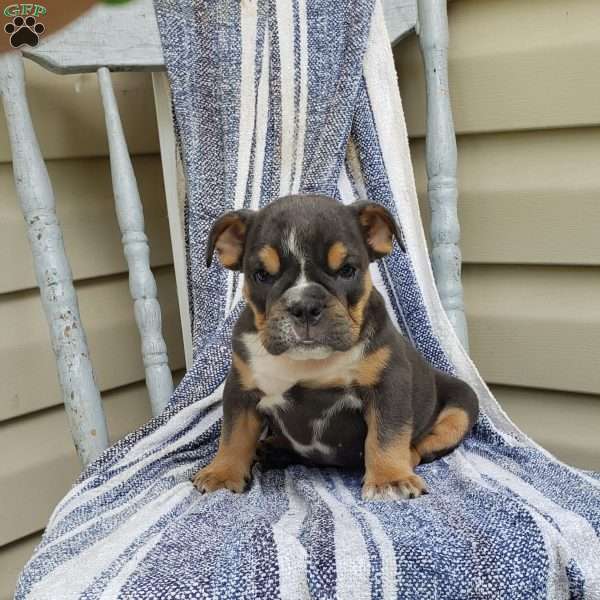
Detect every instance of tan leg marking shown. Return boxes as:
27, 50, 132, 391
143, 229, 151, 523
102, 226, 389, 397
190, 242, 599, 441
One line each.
258, 245, 280, 275
363, 406, 427, 501
193, 408, 263, 494
410, 447, 421, 468
232, 352, 256, 391
327, 241, 348, 271
355, 345, 391, 386
414, 406, 470, 460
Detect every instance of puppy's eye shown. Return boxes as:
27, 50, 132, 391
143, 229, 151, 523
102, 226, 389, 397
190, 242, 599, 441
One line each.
254, 269, 274, 284
338, 264, 357, 279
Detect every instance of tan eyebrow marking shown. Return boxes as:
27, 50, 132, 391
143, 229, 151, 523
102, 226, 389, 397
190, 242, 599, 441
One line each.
258, 245, 281, 275
327, 241, 348, 271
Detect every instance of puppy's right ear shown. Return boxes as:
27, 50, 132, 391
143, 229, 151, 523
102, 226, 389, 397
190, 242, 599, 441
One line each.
206, 209, 255, 270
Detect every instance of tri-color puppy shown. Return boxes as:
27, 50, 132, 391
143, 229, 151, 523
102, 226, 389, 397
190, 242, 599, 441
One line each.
193, 194, 478, 500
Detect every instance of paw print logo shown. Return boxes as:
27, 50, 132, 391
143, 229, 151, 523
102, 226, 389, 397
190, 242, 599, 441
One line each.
4, 15, 45, 48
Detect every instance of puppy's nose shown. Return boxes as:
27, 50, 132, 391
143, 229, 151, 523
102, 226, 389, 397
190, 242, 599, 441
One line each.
288, 298, 324, 326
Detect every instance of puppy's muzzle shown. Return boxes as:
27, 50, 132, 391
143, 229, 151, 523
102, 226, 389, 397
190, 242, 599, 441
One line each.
285, 284, 327, 333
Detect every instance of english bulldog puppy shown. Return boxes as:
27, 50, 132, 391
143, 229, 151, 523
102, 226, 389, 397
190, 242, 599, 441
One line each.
193, 194, 478, 500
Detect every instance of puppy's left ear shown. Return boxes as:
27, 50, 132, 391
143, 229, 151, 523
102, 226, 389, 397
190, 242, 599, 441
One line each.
351, 201, 405, 260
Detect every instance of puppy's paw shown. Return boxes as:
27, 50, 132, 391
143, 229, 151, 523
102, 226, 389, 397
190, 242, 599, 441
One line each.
192, 462, 250, 494
362, 473, 427, 501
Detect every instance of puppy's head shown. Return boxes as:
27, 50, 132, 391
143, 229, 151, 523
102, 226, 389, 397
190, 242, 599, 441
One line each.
207, 194, 403, 358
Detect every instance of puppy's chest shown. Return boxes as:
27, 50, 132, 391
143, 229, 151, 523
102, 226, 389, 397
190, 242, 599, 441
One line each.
241, 334, 366, 464
252, 353, 362, 422
243, 334, 365, 397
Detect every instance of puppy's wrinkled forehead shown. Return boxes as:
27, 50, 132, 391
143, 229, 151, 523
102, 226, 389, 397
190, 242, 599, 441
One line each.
247, 195, 365, 270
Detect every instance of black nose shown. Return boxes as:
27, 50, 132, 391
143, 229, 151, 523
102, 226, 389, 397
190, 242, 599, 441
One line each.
288, 298, 324, 326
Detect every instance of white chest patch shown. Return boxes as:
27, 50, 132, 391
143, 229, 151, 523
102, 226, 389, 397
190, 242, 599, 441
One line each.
243, 333, 364, 396
257, 394, 290, 413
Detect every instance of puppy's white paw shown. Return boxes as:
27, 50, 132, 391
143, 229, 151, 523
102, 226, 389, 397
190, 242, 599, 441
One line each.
362, 474, 427, 501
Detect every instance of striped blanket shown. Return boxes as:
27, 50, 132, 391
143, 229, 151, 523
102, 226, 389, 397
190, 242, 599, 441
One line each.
17, 1, 600, 598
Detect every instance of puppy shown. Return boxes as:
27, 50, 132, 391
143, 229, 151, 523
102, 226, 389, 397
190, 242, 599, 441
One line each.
193, 194, 478, 500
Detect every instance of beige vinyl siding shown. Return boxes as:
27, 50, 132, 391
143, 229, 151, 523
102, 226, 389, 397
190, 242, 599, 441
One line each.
0, 61, 185, 598
398, 0, 600, 136
1, 268, 183, 421
0, 63, 159, 161
410, 130, 600, 266
492, 386, 600, 469
1, 535, 39, 600
0, 155, 174, 294
396, 0, 600, 470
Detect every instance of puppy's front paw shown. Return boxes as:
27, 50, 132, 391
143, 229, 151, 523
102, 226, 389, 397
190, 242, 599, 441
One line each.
192, 461, 250, 494
362, 473, 427, 501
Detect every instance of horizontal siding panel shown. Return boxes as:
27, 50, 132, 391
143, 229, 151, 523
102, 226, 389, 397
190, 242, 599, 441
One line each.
0, 533, 40, 600
395, 0, 600, 136
0, 380, 154, 546
0, 154, 173, 294
464, 265, 600, 395
410, 128, 600, 265
0, 61, 159, 162
493, 385, 600, 471
0, 267, 184, 421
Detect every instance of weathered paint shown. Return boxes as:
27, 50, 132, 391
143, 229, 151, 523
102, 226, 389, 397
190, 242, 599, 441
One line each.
98, 66, 173, 415
21, 0, 163, 74
417, 0, 469, 350
383, 0, 417, 45
0, 52, 109, 467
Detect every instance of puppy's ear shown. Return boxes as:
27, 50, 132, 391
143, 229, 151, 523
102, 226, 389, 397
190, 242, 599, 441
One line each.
351, 201, 404, 261
206, 209, 255, 270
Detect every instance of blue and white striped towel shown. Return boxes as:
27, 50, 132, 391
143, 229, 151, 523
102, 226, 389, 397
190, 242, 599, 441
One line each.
17, 1, 600, 598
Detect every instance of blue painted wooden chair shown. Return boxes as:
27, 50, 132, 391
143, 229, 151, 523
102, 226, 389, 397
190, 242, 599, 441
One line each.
0, 0, 466, 468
